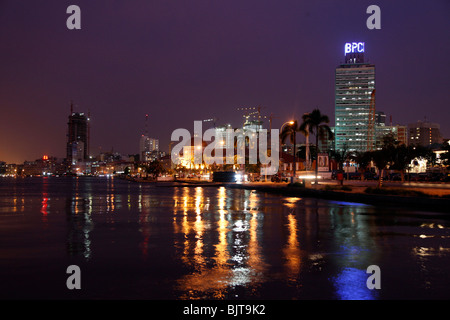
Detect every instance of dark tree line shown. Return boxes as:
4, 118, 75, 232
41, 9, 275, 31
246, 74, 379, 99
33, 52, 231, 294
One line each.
329, 133, 436, 187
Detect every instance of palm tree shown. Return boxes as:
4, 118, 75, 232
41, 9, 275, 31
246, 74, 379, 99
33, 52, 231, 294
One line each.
368, 149, 389, 188
300, 109, 334, 186
329, 145, 351, 184
373, 133, 399, 186
390, 145, 414, 182
351, 151, 372, 181
330, 147, 350, 171
280, 120, 305, 182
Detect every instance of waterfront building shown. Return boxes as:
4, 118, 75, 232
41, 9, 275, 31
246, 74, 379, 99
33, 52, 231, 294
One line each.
139, 114, 159, 162
0, 161, 6, 175
279, 152, 303, 177
243, 119, 263, 133
215, 121, 265, 158
375, 111, 386, 126
139, 135, 159, 161
335, 42, 376, 153
215, 124, 234, 150
5, 163, 19, 176
20, 156, 63, 176
375, 125, 407, 149
318, 127, 335, 152
397, 125, 408, 146
408, 120, 443, 147
66, 103, 90, 165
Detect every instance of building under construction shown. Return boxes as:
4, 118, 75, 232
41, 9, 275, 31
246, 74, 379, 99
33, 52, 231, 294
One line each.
66, 102, 90, 165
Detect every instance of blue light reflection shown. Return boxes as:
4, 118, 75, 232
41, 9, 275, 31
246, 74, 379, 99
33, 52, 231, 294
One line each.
333, 267, 377, 300
328, 200, 369, 207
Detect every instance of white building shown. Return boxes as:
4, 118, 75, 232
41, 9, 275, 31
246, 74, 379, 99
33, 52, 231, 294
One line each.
215, 124, 234, 150
139, 135, 159, 161
408, 120, 442, 147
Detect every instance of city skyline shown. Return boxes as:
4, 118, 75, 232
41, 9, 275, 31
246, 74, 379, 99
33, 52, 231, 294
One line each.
1, 0, 449, 164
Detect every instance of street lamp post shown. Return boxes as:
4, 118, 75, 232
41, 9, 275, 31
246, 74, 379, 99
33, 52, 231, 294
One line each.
303, 112, 311, 172
280, 121, 294, 182
305, 124, 310, 171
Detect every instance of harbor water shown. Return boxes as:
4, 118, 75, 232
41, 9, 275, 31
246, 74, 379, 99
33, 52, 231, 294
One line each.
1, 177, 450, 300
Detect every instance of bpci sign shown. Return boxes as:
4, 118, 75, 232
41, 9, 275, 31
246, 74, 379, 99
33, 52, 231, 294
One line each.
345, 42, 365, 54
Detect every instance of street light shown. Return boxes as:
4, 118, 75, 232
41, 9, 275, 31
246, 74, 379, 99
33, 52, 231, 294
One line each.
280, 121, 295, 152
280, 121, 294, 132
279, 121, 295, 181
303, 112, 311, 172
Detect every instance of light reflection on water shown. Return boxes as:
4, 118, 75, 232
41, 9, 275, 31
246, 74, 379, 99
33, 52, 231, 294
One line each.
333, 267, 376, 300
282, 197, 302, 283
1, 177, 450, 299
172, 187, 268, 299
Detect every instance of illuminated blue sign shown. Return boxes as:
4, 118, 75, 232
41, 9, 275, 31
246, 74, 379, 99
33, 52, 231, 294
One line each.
345, 42, 365, 54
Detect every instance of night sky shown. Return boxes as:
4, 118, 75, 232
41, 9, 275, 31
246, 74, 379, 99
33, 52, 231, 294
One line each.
0, 0, 449, 164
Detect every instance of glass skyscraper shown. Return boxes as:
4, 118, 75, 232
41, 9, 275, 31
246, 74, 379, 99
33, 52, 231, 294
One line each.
335, 42, 376, 153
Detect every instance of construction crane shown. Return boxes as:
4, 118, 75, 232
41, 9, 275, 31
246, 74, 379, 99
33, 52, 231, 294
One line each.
266, 113, 279, 131
236, 106, 282, 132
202, 117, 218, 128
237, 106, 267, 126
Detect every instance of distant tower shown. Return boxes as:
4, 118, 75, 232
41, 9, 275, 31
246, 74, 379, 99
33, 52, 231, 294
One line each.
139, 114, 159, 161
67, 101, 88, 164
87, 110, 91, 159
145, 113, 149, 136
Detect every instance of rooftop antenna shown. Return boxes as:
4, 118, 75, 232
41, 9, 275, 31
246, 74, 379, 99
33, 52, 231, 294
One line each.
144, 114, 149, 136
87, 109, 91, 159
267, 113, 279, 131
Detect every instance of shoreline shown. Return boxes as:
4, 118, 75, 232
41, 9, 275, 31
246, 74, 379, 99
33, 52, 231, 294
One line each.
4, 176, 448, 214
225, 183, 450, 214
134, 177, 450, 214
155, 178, 450, 214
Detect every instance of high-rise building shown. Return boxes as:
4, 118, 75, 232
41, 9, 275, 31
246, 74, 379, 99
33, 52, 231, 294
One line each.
375, 111, 386, 126
335, 42, 376, 153
139, 114, 160, 161
140, 135, 159, 161
67, 103, 89, 164
408, 120, 442, 147
375, 125, 408, 149
243, 119, 263, 132
215, 124, 234, 150
318, 127, 335, 152
397, 125, 408, 146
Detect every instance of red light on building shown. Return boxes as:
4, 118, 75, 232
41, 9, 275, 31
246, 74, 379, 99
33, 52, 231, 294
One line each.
43, 155, 49, 160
